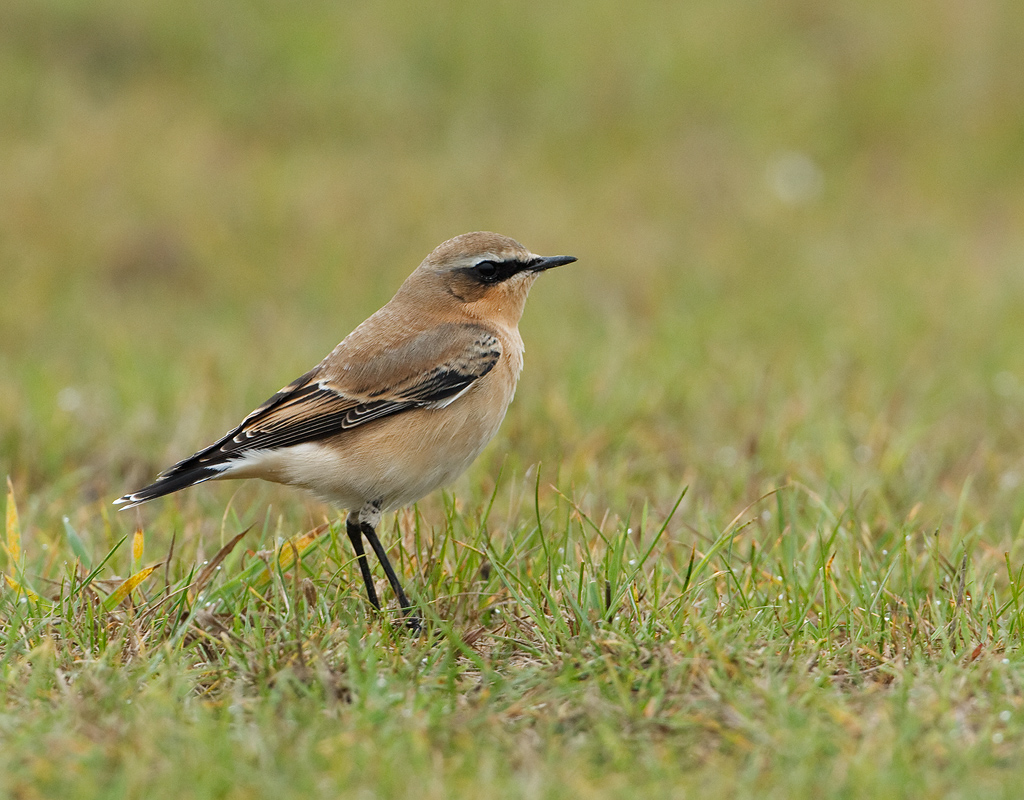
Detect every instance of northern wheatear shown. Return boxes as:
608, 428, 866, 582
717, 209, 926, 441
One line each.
116, 232, 576, 622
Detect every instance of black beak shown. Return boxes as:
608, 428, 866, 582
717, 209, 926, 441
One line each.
530, 255, 578, 272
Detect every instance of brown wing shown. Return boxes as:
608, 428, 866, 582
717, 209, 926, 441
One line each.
230, 322, 502, 452
115, 323, 501, 507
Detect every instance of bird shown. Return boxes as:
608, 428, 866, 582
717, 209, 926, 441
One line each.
115, 231, 577, 625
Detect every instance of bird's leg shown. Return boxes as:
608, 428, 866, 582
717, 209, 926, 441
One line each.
359, 501, 420, 630
360, 522, 413, 611
345, 511, 380, 610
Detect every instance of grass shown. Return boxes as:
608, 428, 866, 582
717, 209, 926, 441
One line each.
3, 0, 1024, 796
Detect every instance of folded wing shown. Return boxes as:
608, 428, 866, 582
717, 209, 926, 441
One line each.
115, 323, 502, 508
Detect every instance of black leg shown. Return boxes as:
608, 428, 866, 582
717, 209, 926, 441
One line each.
345, 515, 380, 610
361, 521, 420, 630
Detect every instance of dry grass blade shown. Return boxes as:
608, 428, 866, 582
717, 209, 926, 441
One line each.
5, 476, 21, 564
103, 564, 161, 610
4, 478, 37, 600
254, 522, 330, 586
132, 527, 145, 567
277, 523, 329, 571
187, 525, 255, 605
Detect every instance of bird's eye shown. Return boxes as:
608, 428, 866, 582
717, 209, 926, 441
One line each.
474, 261, 499, 283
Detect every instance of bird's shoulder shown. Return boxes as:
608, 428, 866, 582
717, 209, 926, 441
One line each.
317, 317, 504, 397
233, 317, 504, 437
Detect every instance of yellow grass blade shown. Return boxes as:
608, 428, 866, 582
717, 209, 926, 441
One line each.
132, 527, 145, 567
278, 528, 321, 569
4, 572, 39, 601
5, 477, 21, 564
255, 524, 329, 586
103, 564, 159, 610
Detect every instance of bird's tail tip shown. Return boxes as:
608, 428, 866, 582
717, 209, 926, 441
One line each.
112, 494, 144, 510
113, 465, 222, 511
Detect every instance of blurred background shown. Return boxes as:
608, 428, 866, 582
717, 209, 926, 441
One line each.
2, 0, 1024, 545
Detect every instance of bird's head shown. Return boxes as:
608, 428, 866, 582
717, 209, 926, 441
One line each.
401, 232, 577, 326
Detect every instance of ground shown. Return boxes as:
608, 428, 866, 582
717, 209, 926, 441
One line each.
3, 1, 1024, 797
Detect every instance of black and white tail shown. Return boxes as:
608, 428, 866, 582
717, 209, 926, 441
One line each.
114, 463, 226, 510
113, 446, 239, 510
113, 371, 319, 510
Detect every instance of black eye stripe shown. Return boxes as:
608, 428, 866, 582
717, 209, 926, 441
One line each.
461, 259, 528, 284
